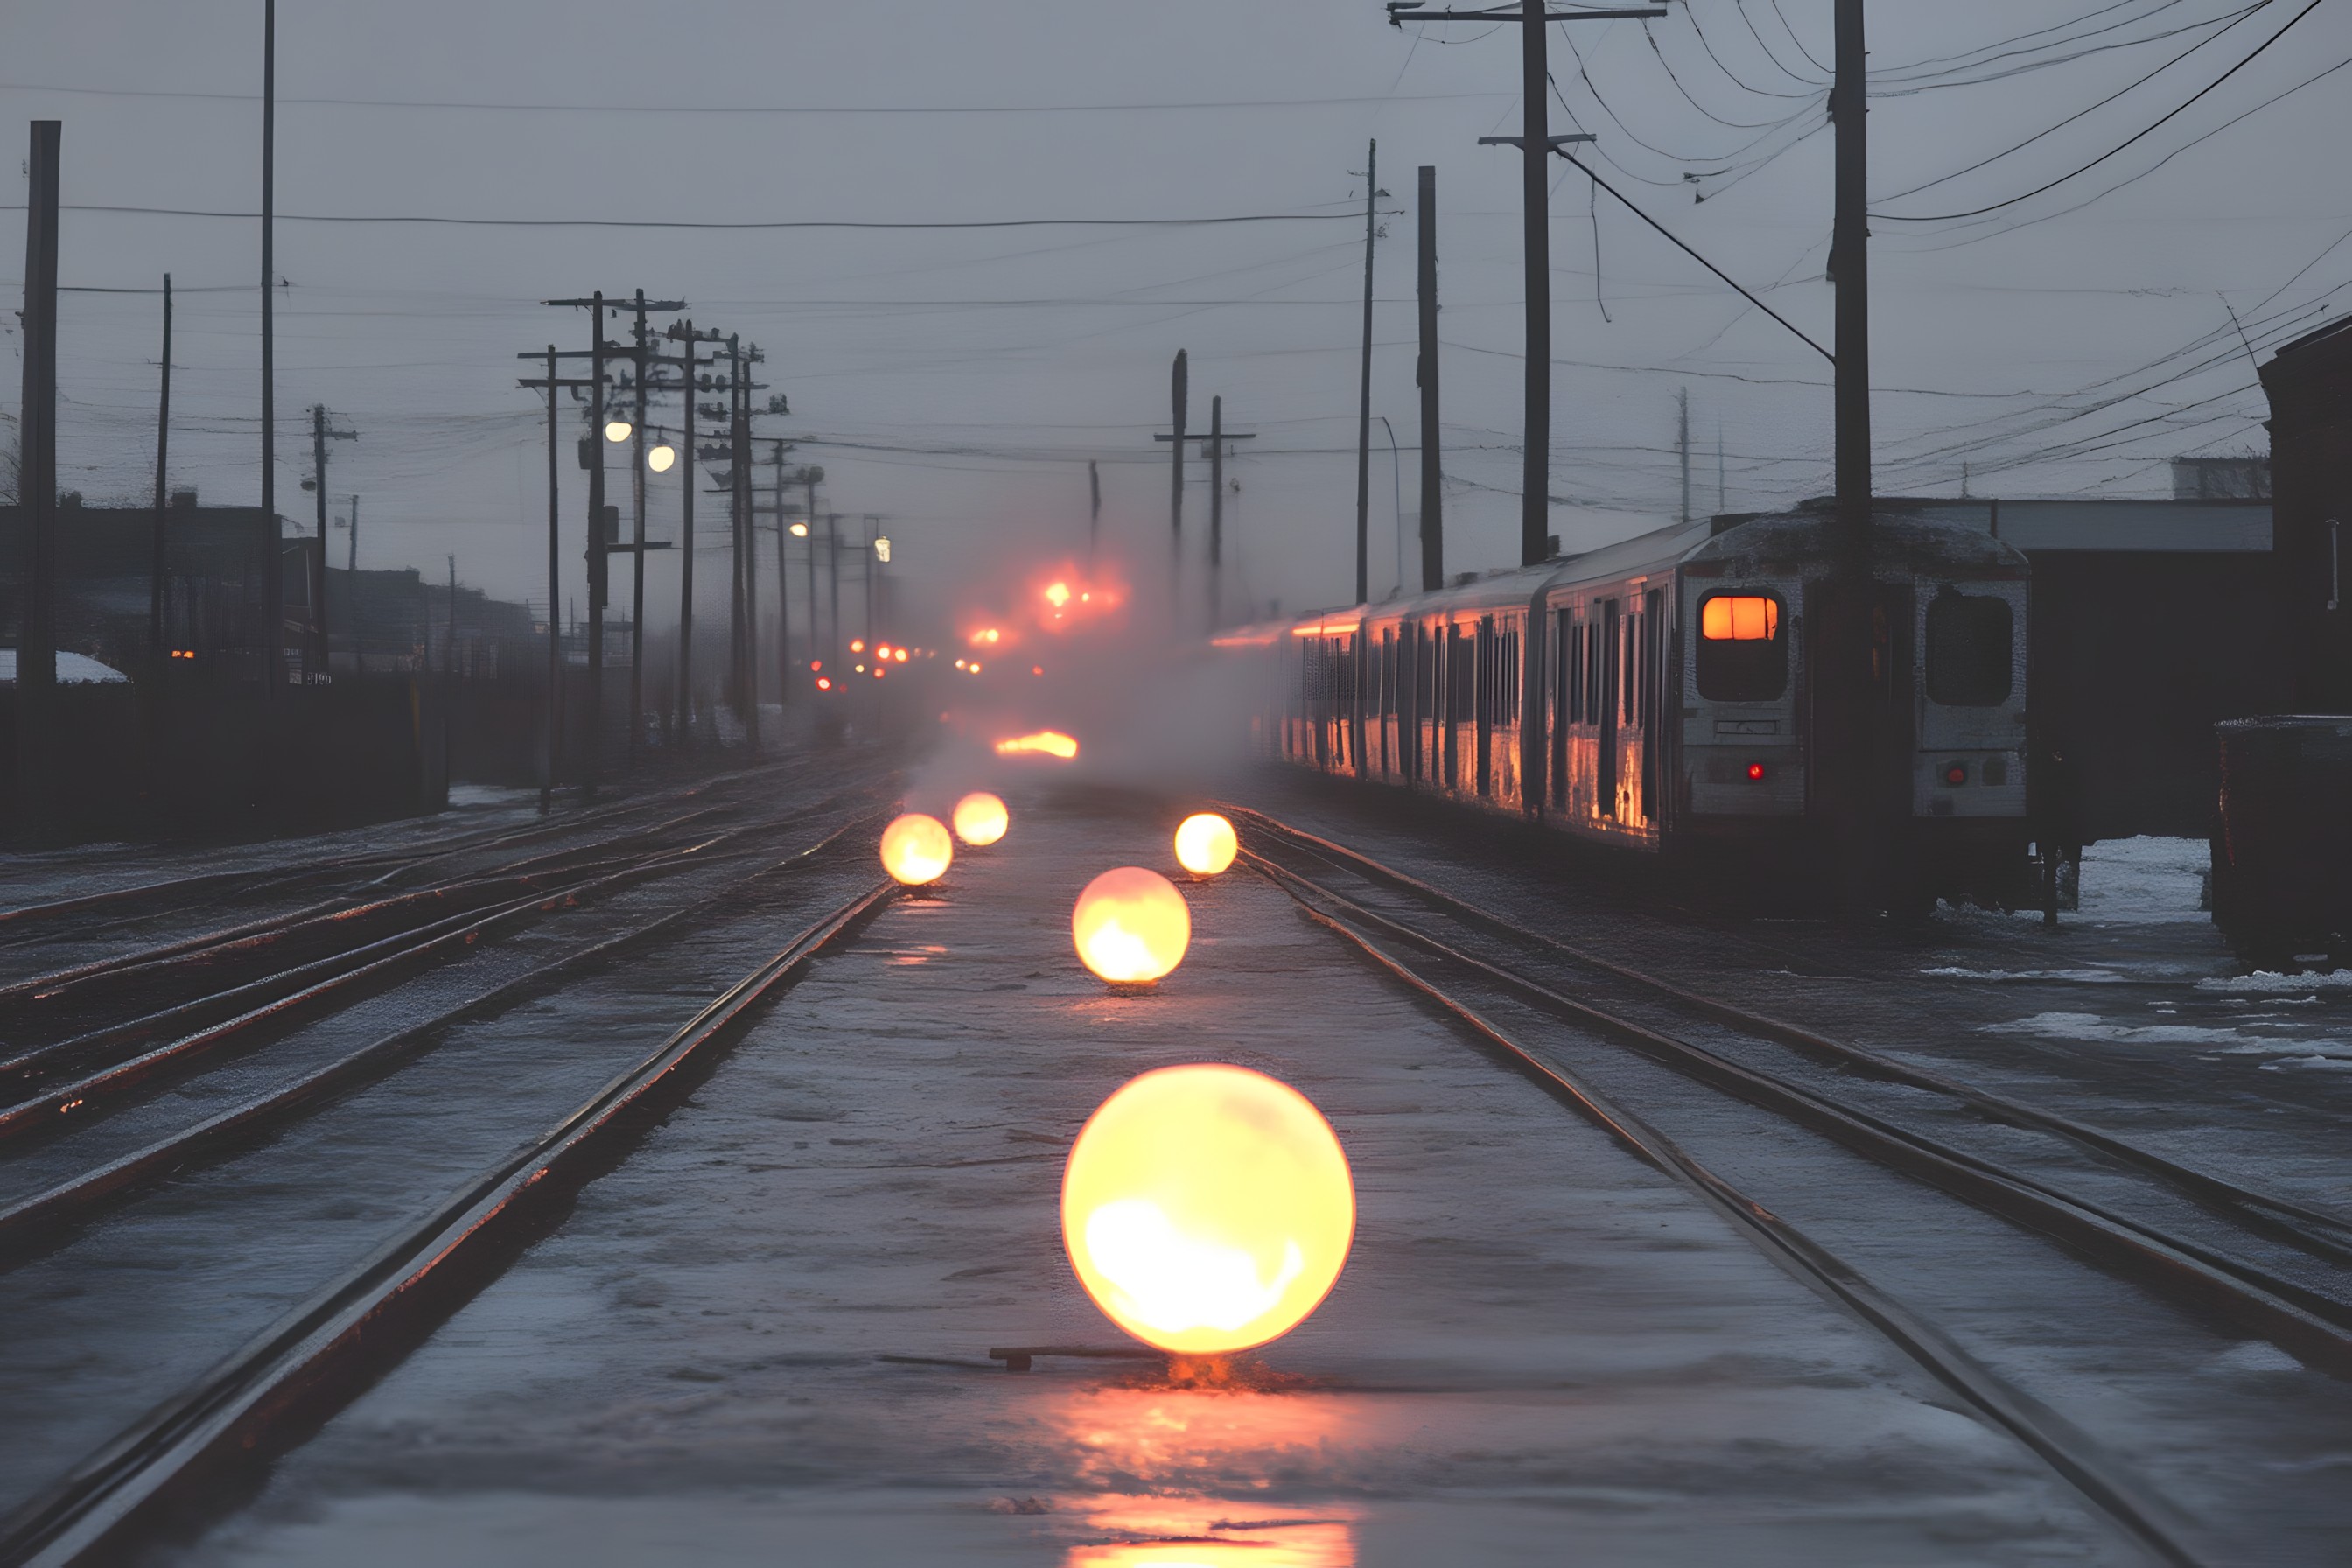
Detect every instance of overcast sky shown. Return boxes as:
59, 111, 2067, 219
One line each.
5, 0, 2348, 629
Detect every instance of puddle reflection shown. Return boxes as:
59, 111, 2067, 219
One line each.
1064, 1500, 1353, 1566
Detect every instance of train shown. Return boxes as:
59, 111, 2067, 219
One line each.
1223, 504, 2036, 911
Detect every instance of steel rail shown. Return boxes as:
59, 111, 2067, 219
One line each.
1250, 847, 2352, 1379
0, 874, 897, 1566
0, 812, 885, 1262
1224, 804, 2352, 1248
0, 791, 887, 1140
1284, 891, 2207, 1568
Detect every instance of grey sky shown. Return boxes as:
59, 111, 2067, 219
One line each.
5, 0, 2347, 628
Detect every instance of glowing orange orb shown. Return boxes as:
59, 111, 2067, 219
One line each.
952, 790, 1009, 846
995, 729, 1079, 760
1173, 812, 1238, 877
878, 813, 953, 885
1062, 1064, 1354, 1354
1072, 867, 1191, 984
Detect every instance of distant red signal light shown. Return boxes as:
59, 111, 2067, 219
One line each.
1943, 762, 1968, 787
1746, 762, 1766, 782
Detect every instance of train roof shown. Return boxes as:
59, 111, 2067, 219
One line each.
1686, 505, 2030, 579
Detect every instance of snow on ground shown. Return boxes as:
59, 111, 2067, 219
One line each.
2073, 836, 2212, 927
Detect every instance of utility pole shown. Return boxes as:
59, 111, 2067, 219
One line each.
346, 494, 358, 573
803, 470, 823, 682
1157, 397, 1255, 627
735, 342, 760, 749
308, 404, 356, 675
1677, 387, 1690, 527
150, 272, 172, 668
1829, 0, 1877, 911
826, 514, 843, 676
17, 120, 60, 839
629, 290, 649, 760
446, 554, 458, 675
1390, 3, 1653, 567
1417, 164, 1444, 592
1168, 350, 1187, 614
1088, 459, 1102, 565
518, 346, 596, 812
262, 2, 280, 696
662, 319, 719, 741
1354, 139, 1382, 606
772, 440, 794, 708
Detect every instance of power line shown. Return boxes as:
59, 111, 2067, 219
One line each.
1872, 0, 2326, 221
2, 203, 1396, 232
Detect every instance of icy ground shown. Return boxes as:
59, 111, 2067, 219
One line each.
165, 788, 2137, 1567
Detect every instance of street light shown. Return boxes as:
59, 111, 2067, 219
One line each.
873, 536, 892, 564
604, 418, 632, 444
647, 444, 676, 473
789, 521, 808, 538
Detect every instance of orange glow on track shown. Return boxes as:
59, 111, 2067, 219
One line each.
1061, 1064, 1354, 1354
995, 730, 1079, 760
1071, 867, 1189, 984
878, 814, 953, 885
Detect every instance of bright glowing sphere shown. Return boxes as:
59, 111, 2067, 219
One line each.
878, 813, 953, 885
1072, 866, 1190, 984
790, 521, 809, 538
1174, 813, 1239, 877
603, 419, 632, 444
646, 444, 676, 473
1062, 1063, 1354, 1354
952, 791, 1009, 846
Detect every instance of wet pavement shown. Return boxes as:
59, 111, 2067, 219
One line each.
159, 784, 2141, 1566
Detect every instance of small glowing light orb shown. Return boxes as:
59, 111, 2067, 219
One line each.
1046, 580, 1073, 608
646, 444, 676, 473
970, 662, 984, 675
893, 648, 908, 662
1174, 813, 1239, 877
995, 730, 1079, 760
952, 791, 1009, 846
1072, 867, 1190, 984
878, 813, 953, 885
790, 521, 809, 538
955, 658, 968, 671
1062, 1064, 1354, 1354
603, 419, 632, 444
816, 676, 832, 691
850, 638, 865, 654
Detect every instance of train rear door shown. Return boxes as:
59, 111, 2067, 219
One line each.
1917, 581, 2026, 817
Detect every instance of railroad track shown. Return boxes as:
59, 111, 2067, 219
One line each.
1230, 804, 2352, 1568
0, 846, 896, 1565
0, 758, 826, 962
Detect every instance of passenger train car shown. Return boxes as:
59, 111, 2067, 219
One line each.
1243, 506, 2034, 908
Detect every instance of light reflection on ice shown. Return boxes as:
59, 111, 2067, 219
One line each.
1064, 1497, 1354, 1567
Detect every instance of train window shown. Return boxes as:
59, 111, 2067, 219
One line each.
1694, 591, 1788, 702
1447, 625, 1474, 721
1925, 588, 2013, 706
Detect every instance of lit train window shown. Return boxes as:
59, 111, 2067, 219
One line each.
1695, 592, 1787, 702
1701, 595, 1779, 640
1926, 588, 2013, 706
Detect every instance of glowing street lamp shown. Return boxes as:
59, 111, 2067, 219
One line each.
1062, 1064, 1355, 1354
952, 790, 1009, 846
1072, 867, 1190, 984
647, 444, 676, 473
789, 520, 809, 538
1174, 813, 1238, 877
604, 418, 632, 444
878, 813, 954, 885
873, 536, 892, 564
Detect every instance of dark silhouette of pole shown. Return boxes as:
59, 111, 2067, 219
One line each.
1417, 164, 1443, 592
150, 273, 172, 668
1354, 138, 1378, 604
347, 494, 358, 572
1677, 387, 1691, 526
628, 290, 649, 761
1830, 0, 1877, 909
773, 440, 792, 708
1210, 396, 1228, 626
541, 348, 560, 812
308, 404, 354, 675
262, 1, 281, 695
675, 322, 697, 743
736, 344, 759, 749
802, 471, 822, 682
1088, 459, 1101, 564
17, 120, 60, 838
1168, 349, 1187, 612
586, 292, 608, 796
826, 514, 843, 674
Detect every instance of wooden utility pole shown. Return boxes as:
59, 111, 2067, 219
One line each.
1088, 459, 1101, 564
17, 120, 61, 837
1829, 0, 1878, 910
1677, 387, 1691, 527
1167, 350, 1187, 613
588, 297, 609, 793
1390, 3, 1654, 567
802, 470, 823, 681
1158, 399, 1254, 627
628, 290, 649, 760
346, 494, 359, 572
150, 273, 172, 668
1354, 139, 1381, 605
518, 346, 595, 812
308, 404, 356, 675
262, 3, 281, 696
1416, 164, 1443, 593
772, 440, 793, 707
